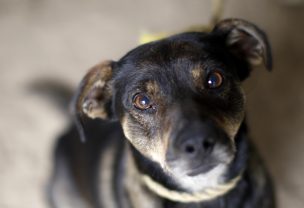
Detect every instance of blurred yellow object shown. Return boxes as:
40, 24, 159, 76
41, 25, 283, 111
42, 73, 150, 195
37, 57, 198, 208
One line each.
138, 25, 213, 45
139, 32, 169, 44
138, 0, 223, 45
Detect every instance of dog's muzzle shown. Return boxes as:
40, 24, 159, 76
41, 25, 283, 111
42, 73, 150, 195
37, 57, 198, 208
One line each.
166, 120, 234, 176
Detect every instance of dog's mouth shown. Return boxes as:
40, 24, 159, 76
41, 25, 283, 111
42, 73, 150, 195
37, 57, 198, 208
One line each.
166, 157, 221, 177
186, 163, 217, 176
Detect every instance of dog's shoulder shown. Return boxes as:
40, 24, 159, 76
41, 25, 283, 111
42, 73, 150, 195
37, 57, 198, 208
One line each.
48, 119, 124, 207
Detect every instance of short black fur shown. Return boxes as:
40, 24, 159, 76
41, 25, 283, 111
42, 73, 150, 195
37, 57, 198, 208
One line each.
48, 19, 275, 208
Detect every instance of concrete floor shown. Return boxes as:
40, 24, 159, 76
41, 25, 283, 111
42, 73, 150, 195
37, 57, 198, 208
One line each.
0, 0, 304, 207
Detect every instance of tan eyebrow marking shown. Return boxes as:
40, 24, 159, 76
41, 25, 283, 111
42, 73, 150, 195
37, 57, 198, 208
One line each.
191, 67, 204, 88
191, 68, 202, 79
145, 80, 160, 95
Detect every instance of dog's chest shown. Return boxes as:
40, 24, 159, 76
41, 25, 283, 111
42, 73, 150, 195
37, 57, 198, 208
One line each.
97, 145, 228, 208
97, 142, 162, 208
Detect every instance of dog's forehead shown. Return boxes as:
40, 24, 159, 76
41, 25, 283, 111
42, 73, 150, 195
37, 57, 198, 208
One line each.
115, 33, 237, 97
126, 36, 207, 67
118, 33, 232, 75
117, 35, 212, 83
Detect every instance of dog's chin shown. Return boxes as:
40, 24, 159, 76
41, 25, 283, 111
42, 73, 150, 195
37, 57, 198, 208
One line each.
168, 163, 228, 192
186, 163, 218, 177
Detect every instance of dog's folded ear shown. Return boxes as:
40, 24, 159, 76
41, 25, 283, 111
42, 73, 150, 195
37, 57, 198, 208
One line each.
213, 18, 272, 79
71, 60, 115, 141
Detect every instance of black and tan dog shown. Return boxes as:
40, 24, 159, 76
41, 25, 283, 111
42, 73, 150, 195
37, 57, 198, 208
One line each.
48, 19, 275, 208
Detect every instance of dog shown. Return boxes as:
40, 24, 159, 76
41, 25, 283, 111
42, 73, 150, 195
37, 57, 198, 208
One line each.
48, 18, 275, 208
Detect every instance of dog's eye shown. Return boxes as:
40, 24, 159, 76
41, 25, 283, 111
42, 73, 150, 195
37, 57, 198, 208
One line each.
133, 93, 152, 110
206, 71, 223, 89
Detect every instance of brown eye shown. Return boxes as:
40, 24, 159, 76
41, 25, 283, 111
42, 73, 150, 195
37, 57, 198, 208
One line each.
133, 93, 152, 110
206, 71, 223, 89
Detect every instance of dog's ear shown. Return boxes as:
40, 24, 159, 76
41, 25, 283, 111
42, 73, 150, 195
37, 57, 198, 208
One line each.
213, 18, 272, 80
71, 60, 115, 141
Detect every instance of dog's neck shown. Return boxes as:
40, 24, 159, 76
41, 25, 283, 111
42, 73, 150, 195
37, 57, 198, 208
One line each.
140, 172, 242, 203
124, 144, 163, 208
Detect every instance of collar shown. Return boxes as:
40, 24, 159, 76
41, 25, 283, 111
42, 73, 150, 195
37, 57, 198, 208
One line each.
141, 173, 242, 203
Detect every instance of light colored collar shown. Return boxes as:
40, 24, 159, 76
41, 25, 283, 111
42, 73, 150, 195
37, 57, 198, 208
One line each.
141, 173, 242, 203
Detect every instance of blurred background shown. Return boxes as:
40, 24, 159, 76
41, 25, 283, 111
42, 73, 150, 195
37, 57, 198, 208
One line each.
0, 0, 304, 207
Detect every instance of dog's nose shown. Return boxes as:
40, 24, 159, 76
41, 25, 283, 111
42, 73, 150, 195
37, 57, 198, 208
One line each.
177, 135, 215, 158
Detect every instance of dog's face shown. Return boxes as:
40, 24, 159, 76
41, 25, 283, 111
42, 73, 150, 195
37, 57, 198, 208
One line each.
73, 19, 272, 192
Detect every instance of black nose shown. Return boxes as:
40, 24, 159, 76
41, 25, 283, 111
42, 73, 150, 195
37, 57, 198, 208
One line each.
178, 135, 215, 158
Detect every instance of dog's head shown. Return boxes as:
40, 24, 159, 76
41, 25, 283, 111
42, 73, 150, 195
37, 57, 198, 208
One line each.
73, 19, 272, 192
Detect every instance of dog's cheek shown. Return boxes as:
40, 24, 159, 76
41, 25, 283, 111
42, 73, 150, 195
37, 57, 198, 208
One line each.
218, 112, 245, 141
213, 142, 236, 165
121, 115, 167, 167
218, 87, 246, 141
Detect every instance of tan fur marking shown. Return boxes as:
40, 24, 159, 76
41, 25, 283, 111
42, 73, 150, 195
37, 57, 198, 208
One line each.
145, 80, 160, 95
75, 60, 113, 120
124, 147, 162, 208
98, 143, 116, 208
214, 88, 246, 141
82, 99, 108, 119
216, 113, 244, 141
191, 68, 202, 79
93, 80, 106, 88
191, 67, 204, 88
121, 116, 167, 169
